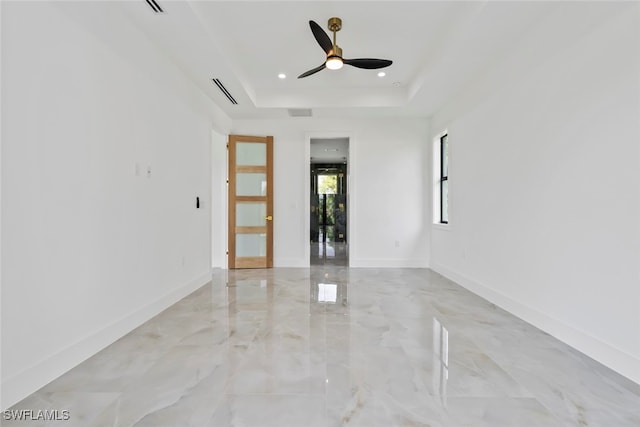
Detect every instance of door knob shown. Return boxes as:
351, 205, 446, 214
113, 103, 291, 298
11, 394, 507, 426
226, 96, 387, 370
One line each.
265, 215, 273, 221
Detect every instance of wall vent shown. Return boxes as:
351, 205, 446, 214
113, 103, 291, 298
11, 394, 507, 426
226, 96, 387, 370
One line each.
212, 79, 238, 105
288, 108, 312, 117
145, 0, 165, 13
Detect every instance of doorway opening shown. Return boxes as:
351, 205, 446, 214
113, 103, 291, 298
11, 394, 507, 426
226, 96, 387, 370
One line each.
310, 138, 349, 266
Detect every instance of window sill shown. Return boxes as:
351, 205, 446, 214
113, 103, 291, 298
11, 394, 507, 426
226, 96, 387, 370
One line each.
432, 223, 451, 232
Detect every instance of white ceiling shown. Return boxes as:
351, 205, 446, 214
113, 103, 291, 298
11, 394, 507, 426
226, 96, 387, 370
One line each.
117, 0, 616, 120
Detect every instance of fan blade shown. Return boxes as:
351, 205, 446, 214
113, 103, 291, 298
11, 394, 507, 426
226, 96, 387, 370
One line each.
343, 58, 392, 69
298, 63, 326, 79
309, 20, 333, 55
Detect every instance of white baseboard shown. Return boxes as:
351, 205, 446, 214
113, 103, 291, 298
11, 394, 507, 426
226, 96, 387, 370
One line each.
350, 258, 429, 268
1, 270, 213, 409
430, 263, 640, 385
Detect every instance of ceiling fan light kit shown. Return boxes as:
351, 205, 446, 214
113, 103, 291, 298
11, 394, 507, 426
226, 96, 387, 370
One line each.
298, 17, 392, 79
326, 56, 343, 70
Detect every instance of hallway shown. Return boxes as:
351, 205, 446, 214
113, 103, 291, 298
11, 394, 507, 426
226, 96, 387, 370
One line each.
5, 267, 639, 426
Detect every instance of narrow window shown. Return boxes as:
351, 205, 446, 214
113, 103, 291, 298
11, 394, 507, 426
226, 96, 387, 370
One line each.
439, 134, 449, 224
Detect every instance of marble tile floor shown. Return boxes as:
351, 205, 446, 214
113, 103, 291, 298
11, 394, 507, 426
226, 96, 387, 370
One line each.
5, 267, 640, 427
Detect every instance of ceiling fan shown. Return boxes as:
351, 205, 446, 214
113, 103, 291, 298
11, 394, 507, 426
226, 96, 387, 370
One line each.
298, 17, 393, 79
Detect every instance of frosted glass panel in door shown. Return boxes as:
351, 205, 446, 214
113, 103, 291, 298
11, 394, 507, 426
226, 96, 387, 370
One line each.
237, 173, 267, 196
236, 143, 266, 166
236, 203, 267, 227
236, 234, 267, 257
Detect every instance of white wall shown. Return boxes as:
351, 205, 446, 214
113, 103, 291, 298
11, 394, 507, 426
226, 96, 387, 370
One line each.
228, 117, 430, 268
1, 1, 230, 408
430, 4, 640, 383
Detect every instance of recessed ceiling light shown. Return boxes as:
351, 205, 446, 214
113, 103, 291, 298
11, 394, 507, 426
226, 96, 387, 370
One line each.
278, 73, 286, 79
393, 81, 401, 87
377, 71, 386, 77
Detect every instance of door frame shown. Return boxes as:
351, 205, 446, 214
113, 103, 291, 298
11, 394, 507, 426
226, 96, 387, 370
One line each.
211, 128, 228, 269
228, 134, 274, 269
305, 132, 355, 266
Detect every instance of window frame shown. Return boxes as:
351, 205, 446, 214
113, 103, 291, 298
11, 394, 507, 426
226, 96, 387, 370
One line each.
439, 133, 449, 225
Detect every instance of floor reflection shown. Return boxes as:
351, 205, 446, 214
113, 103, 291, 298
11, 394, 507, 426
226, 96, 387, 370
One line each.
433, 317, 449, 408
311, 280, 348, 307
310, 269, 350, 319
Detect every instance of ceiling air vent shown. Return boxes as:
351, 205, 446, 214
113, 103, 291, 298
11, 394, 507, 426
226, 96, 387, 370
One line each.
212, 79, 238, 105
145, 0, 165, 13
288, 108, 312, 117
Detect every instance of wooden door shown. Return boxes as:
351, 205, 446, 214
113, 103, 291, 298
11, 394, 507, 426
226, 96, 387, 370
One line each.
228, 135, 273, 269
